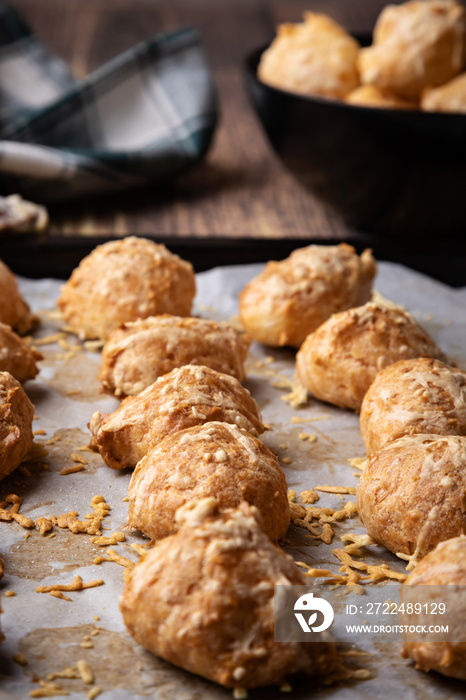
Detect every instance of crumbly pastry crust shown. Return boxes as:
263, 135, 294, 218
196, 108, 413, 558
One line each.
239, 244, 376, 348
400, 535, 466, 679
357, 434, 466, 559
358, 0, 466, 98
127, 421, 289, 542
0, 323, 42, 383
296, 302, 445, 412
360, 357, 466, 454
120, 499, 336, 688
99, 315, 250, 398
57, 237, 196, 340
0, 371, 35, 480
0, 260, 35, 335
90, 365, 264, 470
421, 70, 466, 111
258, 12, 360, 99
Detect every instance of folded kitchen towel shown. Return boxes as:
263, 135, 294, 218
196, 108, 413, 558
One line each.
0, 2, 217, 202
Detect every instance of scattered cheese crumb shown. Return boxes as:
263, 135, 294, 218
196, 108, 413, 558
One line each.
13, 652, 27, 665
281, 383, 308, 408
71, 453, 87, 465
315, 485, 357, 495
4, 590, 15, 597
36, 574, 104, 595
332, 548, 407, 583
93, 549, 135, 569
131, 543, 150, 557
299, 432, 317, 443
59, 465, 85, 476
91, 532, 126, 546
341, 533, 376, 555
347, 457, 367, 472
83, 340, 104, 351
296, 562, 333, 578
36, 517, 53, 535
29, 679, 69, 697
300, 489, 319, 504
15, 512, 35, 528
32, 332, 67, 347
50, 591, 72, 602
291, 415, 330, 424
47, 668, 78, 681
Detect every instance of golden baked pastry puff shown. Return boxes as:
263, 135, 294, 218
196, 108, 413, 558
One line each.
296, 302, 445, 411
258, 12, 360, 99
0, 371, 34, 480
58, 237, 196, 340
239, 244, 376, 349
99, 315, 250, 398
358, 0, 466, 99
120, 499, 337, 690
400, 535, 466, 679
0, 323, 42, 383
90, 364, 264, 470
0, 260, 36, 335
360, 357, 466, 455
127, 421, 289, 542
357, 434, 466, 560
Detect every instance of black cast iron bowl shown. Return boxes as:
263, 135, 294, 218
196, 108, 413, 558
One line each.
245, 43, 466, 238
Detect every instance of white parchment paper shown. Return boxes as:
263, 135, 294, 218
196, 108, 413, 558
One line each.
0, 262, 465, 699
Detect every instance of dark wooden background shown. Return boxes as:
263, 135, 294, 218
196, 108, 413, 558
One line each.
2, 0, 466, 283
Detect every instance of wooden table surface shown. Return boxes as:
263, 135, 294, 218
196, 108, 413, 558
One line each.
3, 0, 466, 284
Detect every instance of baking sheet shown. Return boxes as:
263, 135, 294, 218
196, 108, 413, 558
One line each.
1, 262, 465, 699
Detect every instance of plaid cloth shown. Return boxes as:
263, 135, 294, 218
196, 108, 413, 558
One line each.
0, 3, 217, 202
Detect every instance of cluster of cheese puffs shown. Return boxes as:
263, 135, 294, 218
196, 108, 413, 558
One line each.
258, 0, 466, 112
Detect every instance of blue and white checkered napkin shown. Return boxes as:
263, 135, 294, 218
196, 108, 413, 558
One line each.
0, 3, 217, 202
